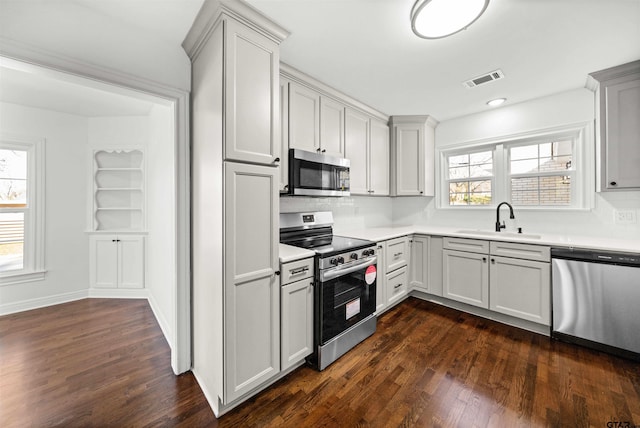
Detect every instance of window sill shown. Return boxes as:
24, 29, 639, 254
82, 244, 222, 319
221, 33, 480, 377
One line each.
0, 270, 47, 286
436, 205, 591, 212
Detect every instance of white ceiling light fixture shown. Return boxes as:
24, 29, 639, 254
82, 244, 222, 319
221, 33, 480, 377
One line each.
487, 98, 506, 107
411, 0, 490, 39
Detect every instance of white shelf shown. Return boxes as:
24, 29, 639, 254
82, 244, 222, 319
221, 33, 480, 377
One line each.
92, 149, 144, 232
96, 167, 142, 171
97, 207, 143, 211
96, 187, 143, 191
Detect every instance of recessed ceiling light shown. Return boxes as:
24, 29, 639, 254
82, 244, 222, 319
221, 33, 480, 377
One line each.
486, 98, 506, 107
411, 0, 490, 39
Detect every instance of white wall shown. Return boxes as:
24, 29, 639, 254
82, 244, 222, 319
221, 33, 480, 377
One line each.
0, 102, 89, 313
146, 104, 177, 350
393, 88, 640, 240
280, 196, 393, 233
88, 116, 149, 147
0, 1, 191, 92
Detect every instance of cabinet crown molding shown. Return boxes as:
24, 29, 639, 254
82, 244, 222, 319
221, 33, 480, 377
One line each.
281, 62, 390, 123
183, 0, 290, 60
390, 115, 439, 128
589, 59, 640, 83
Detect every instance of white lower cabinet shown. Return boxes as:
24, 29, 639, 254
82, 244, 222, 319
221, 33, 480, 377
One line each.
428, 237, 443, 297
442, 248, 489, 309
374, 237, 412, 314
488, 241, 551, 325
375, 242, 387, 314
90, 235, 144, 289
383, 236, 410, 310
441, 237, 551, 326
387, 266, 408, 307
385, 236, 409, 272
280, 257, 314, 371
409, 235, 429, 292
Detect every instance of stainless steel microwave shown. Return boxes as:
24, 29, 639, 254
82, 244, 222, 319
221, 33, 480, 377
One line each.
288, 149, 350, 197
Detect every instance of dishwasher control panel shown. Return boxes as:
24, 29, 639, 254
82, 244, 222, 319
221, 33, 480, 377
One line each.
551, 248, 640, 267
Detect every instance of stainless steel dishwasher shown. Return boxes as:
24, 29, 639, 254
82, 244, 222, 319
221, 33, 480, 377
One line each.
551, 247, 640, 360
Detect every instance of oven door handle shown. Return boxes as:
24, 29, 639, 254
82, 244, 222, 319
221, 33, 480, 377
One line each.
320, 257, 377, 282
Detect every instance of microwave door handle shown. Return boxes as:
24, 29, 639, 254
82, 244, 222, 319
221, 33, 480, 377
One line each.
320, 257, 377, 282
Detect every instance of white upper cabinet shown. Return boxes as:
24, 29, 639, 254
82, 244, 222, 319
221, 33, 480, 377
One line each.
590, 60, 640, 191
345, 108, 370, 195
344, 109, 390, 196
319, 97, 346, 158
389, 115, 437, 197
369, 118, 390, 196
281, 64, 389, 196
224, 19, 280, 165
289, 82, 346, 158
289, 82, 320, 154
279, 78, 290, 192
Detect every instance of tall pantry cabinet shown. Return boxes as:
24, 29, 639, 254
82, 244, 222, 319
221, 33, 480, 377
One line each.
183, 0, 288, 416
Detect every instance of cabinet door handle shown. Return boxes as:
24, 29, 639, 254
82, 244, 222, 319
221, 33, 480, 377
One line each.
273, 157, 280, 163
394, 283, 402, 289
491, 258, 495, 264
394, 252, 403, 257
112, 239, 117, 242
370, 190, 375, 194
274, 271, 281, 276
419, 191, 424, 194
321, 149, 326, 153
290, 267, 309, 275
482, 257, 487, 262
610, 181, 617, 186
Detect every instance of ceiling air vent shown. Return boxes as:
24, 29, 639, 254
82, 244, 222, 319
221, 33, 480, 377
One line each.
463, 69, 505, 88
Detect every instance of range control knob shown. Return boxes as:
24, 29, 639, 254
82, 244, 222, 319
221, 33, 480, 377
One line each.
363, 249, 374, 256
330, 258, 339, 266
350, 253, 358, 261
336, 256, 345, 264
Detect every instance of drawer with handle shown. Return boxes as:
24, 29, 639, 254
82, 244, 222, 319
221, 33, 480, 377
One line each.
281, 257, 314, 286
385, 236, 409, 272
386, 266, 408, 306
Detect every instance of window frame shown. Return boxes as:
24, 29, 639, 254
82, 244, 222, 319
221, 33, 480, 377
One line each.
0, 134, 46, 285
437, 122, 592, 211
445, 148, 495, 206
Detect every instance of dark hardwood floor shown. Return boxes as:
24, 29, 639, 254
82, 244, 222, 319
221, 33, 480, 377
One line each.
1, 298, 638, 427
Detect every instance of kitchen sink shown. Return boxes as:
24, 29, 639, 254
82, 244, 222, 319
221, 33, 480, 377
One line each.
456, 229, 542, 240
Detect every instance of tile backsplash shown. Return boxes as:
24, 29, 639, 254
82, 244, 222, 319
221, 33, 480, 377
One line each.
279, 195, 393, 232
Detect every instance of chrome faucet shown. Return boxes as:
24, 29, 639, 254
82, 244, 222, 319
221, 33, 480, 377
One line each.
495, 202, 515, 232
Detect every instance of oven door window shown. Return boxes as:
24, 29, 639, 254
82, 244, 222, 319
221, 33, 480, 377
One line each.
321, 267, 376, 343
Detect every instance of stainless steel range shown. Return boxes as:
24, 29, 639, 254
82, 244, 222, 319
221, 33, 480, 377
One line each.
280, 211, 377, 370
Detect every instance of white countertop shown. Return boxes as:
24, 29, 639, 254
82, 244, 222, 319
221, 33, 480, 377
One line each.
336, 226, 640, 254
279, 243, 315, 263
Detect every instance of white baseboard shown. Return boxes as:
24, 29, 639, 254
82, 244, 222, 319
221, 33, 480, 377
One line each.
191, 368, 221, 417
0, 289, 89, 316
148, 291, 174, 354
87, 288, 149, 299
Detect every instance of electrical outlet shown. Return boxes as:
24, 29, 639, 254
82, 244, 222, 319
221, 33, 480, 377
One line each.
614, 210, 637, 224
